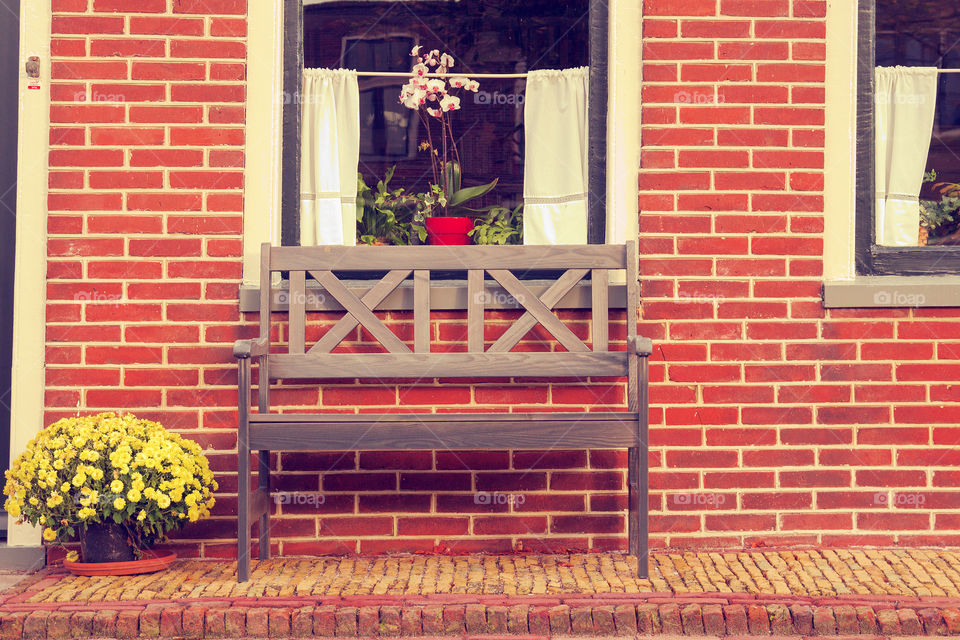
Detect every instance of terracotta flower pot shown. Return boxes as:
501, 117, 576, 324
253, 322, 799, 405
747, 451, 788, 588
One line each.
425, 216, 474, 245
64, 549, 177, 577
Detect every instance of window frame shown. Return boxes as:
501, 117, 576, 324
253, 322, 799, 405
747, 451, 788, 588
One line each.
855, 0, 960, 276
280, 0, 609, 247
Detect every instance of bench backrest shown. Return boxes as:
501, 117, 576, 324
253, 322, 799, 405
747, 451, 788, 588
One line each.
256, 241, 639, 386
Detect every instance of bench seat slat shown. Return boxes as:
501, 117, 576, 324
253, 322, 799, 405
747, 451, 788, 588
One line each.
249, 413, 640, 450
267, 352, 629, 379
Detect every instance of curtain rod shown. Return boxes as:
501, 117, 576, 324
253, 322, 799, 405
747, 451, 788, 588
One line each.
354, 71, 528, 79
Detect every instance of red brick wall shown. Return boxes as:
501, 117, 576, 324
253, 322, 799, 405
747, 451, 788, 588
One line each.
42, 0, 960, 559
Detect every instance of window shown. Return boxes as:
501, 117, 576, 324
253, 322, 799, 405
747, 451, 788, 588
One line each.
282, 0, 606, 247
856, 0, 960, 274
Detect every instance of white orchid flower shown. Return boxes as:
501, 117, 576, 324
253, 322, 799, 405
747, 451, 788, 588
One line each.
448, 76, 468, 88
425, 78, 446, 94
440, 53, 454, 68
440, 95, 461, 112
410, 45, 422, 57
426, 107, 441, 118
412, 63, 429, 77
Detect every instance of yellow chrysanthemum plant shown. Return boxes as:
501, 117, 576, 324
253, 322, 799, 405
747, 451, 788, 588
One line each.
3, 413, 217, 562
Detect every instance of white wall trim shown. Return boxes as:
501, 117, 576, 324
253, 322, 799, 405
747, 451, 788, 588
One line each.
242, 0, 283, 285
607, 0, 641, 249
8, 0, 51, 547
823, 0, 859, 280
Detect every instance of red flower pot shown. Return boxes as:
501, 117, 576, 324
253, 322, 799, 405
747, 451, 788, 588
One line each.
425, 216, 474, 245
64, 550, 177, 576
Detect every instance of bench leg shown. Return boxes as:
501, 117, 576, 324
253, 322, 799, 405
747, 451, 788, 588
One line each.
237, 360, 251, 583
257, 450, 271, 561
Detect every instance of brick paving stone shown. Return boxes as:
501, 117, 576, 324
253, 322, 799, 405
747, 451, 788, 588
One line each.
68, 611, 92, 638
856, 605, 880, 635
400, 606, 421, 637
92, 610, 116, 638
813, 605, 837, 635
204, 608, 226, 638
833, 604, 857, 635
137, 607, 160, 638
876, 607, 902, 635
507, 605, 528, 635
269, 607, 292, 637
115, 610, 138, 638
528, 606, 550, 636
940, 607, 960, 634
723, 604, 749, 635
486, 605, 508, 634
592, 605, 615, 635
789, 604, 814, 635
1, 612, 27, 640
636, 603, 660, 635
290, 606, 313, 638
246, 608, 269, 637
45, 611, 70, 640
766, 603, 792, 636
357, 606, 378, 637
421, 605, 443, 635
464, 604, 485, 635
22, 612, 48, 640
613, 604, 637, 635
701, 604, 723, 635
225, 608, 247, 638
680, 603, 704, 635
917, 606, 943, 635
313, 605, 336, 637
898, 607, 923, 635
442, 604, 465, 635
182, 607, 204, 638
570, 606, 594, 634
334, 607, 357, 637
379, 605, 401, 637
158, 607, 181, 638
747, 603, 770, 635
547, 605, 570, 635
660, 603, 682, 635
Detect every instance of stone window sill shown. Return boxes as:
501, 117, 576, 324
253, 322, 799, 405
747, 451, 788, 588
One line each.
823, 276, 960, 308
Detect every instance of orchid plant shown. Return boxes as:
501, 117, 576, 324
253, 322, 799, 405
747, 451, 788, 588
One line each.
399, 47, 499, 217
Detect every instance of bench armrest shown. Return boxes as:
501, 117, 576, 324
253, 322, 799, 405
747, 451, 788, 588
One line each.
631, 336, 653, 356
234, 338, 269, 359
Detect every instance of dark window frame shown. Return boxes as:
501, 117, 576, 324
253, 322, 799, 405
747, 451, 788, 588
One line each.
856, 0, 960, 275
280, 0, 608, 247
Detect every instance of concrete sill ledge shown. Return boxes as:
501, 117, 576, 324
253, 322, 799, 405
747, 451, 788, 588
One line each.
240, 280, 627, 313
823, 276, 960, 308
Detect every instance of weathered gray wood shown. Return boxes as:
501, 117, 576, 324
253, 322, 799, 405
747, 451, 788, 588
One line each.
288, 270, 305, 354
271, 244, 627, 271
237, 358, 251, 582
487, 268, 588, 353
249, 487, 270, 520
258, 244, 271, 413
626, 240, 638, 346
268, 352, 628, 379
591, 269, 608, 352
414, 270, 430, 353
250, 412, 630, 424
258, 449, 270, 561
249, 415, 641, 451
467, 270, 484, 353
487, 270, 590, 353
309, 269, 411, 354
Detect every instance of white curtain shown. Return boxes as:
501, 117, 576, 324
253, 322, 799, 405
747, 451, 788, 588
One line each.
874, 66, 938, 247
301, 69, 359, 246
523, 67, 589, 245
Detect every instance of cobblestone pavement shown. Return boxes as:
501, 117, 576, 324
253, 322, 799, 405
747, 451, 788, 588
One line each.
14, 549, 960, 602
2, 549, 960, 637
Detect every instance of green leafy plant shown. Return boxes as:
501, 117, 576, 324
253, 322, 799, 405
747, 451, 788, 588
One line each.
469, 204, 523, 245
356, 167, 427, 245
921, 169, 960, 234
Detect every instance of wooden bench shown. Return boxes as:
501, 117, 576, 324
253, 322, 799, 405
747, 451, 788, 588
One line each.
234, 241, 651, 582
